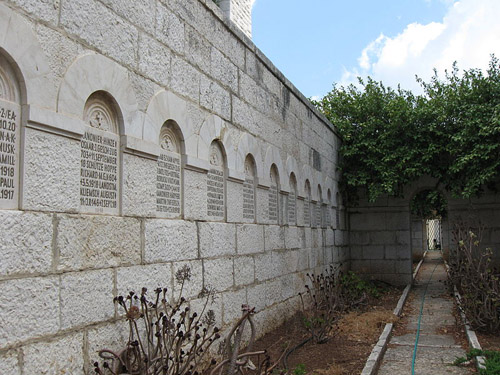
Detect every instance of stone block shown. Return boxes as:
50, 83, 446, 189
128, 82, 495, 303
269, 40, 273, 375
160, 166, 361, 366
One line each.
255, 187, 270, 224
144, 219, 198, 263
9, 0, 59, 24
35, 23, 85, 80
60, 0, 138, 67
23, 332, 84, 375
350, 246, 364, 260
0, 276, 59, 348
350, 212, 386, 231
57, 215, 141, 271
370, 230, 396, 245
23, 128, 80, 212
0, 349, 19, 375
200, 222, 236, 257
385, 245, 410, 260
155, 2, 185, 54
222, 288, 247, 324
200, 75, 231, 120
183, 169, 208, 221
236, 224, 264, 254
394, 259, 412, 275
254, 252, 274, 281
0, 211, 53, 277
349, 231, 370, 245
234, 255, 254, 286
362, 245, 385, 260
284, 249, 300, 273
311, 228, 322, 248
100, 0, 155, 34
285, 226, 301, 249
246, 282, 267, 312
325, 228, 334, 246
386, 211, 410, 230
138, 32, 172, 87
396, 230, 411, 245
297, 248, 310, 271
303, 227, 312, 248
172, 260, 203, 300
264, 225, 285, 251
351, 260, 395, 275
226, 180, 244, 223
264, 279, 282, 306
122, 153, 157, 217
116, 263, 172, 297
334, 230, 346, 246
60, 269, 114, 330
185, 24, 211, 74
203, 257, 234, 292
171, 56, 200, 103
87, 320, 129, 364
189, 294, 223, 328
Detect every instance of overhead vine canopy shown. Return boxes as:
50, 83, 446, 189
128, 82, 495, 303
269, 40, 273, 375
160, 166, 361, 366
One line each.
312, 56, 500, 203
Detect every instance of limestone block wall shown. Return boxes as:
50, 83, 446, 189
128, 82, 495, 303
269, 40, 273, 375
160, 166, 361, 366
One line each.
0, 1, 346, 373
349, 179, 500, 285
218, 0, 255, 38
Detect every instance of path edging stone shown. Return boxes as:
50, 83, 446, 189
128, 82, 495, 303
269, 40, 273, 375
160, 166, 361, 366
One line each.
360, 251, 427, 375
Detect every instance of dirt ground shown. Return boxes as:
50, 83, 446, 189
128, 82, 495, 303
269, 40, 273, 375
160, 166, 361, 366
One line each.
251, 287, 403, 375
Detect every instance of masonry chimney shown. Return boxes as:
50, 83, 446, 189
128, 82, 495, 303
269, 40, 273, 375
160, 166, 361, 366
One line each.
218, 0, 255, 39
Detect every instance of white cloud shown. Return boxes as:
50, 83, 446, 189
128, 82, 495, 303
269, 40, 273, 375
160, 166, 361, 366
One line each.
341, 0, 500, 92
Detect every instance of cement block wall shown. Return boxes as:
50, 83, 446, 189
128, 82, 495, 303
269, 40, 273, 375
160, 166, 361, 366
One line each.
0, 1, 347, 373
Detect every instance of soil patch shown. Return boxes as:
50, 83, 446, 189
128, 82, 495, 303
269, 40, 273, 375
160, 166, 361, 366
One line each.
476, 332, 500, 352
251, 287, 403, 375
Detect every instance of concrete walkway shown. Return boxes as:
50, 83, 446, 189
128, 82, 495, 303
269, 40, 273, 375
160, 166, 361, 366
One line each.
377, 251, 475, 374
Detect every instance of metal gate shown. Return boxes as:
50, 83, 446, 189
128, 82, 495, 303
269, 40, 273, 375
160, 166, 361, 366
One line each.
426, 219, 442, 250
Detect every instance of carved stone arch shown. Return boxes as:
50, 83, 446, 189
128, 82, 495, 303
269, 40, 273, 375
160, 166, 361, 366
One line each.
236, 133, 263, 184
286, 155, 300, 192
264, 145, 286, 191
58, 52, 141, 137
300, 165, 314, 199
198, 114, 234, 171
144, 90, 195, 157
206, 139, 227, 221
0, 2, 56, 109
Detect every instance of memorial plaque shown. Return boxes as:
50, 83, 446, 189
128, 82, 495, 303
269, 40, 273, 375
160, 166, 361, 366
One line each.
0, 100, 20, 209
242, 159, 255, 221
207, 143, 225, 220
80, 129, 119, 214
156, 127, 182, 217
156, 153, 181, 216
268, 169, 279, 222
325, 205, 331, 226
303, 199, 310, 226
315, 203, 322, 227
288, 190, 296, 225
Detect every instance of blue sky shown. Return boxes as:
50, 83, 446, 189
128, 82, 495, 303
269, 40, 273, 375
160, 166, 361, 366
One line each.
252, 0, 500, 98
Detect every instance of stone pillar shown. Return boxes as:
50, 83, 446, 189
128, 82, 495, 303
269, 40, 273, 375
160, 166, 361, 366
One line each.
218, 0, 255, 39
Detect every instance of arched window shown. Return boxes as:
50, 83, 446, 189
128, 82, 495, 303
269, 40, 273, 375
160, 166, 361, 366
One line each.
207, 141, 226, 221
156, 120, 183, 218
304, 179, 312, 227
0, 53, 21, 209
243, 154, 257, 222
269, 164, 279, 224
288, 173, 297, 225
335, 192, 340, 229
80, 91, 121, 215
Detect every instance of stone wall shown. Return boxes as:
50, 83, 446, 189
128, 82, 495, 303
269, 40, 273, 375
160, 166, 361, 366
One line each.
0, 0, 347, 373
349, 177, 500, 285
218, 0, 255, 38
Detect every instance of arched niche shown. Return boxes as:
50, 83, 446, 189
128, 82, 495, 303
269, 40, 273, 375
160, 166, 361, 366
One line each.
144, 90, 196, 159
207, 140, 226, 221
58, 53, 140, 138
242, 154, 257, 222
236, 133, 263, 183
80, 91, 122, 215
304, 179, 312, 227
156, 120, 184, 218
0, 51, 22, 209
268, 164, 280, 224
0, 2, 56, 109
287, 172, 297, 226
198, 115, 235, 173
264, 145, 286, 190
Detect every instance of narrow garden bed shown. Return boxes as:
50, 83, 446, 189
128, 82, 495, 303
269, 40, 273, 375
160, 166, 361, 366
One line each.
251, 287, 402, 375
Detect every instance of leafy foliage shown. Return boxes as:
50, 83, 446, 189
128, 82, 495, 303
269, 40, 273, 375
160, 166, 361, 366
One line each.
454, 348, 500, 375
410, 189, 447, 219
312, 56, 500, 203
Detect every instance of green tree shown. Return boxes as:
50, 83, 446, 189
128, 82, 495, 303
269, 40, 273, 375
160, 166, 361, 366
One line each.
313, 56, 500, 203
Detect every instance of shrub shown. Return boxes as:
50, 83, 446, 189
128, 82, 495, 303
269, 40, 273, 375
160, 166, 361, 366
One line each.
448, 221, 500, 333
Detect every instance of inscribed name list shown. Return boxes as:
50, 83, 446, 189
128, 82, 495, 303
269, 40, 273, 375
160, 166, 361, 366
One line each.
80, 130, 119, 214
0, 100, 19, 209
207, 168, 224, 219
156, 153, 181, 216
